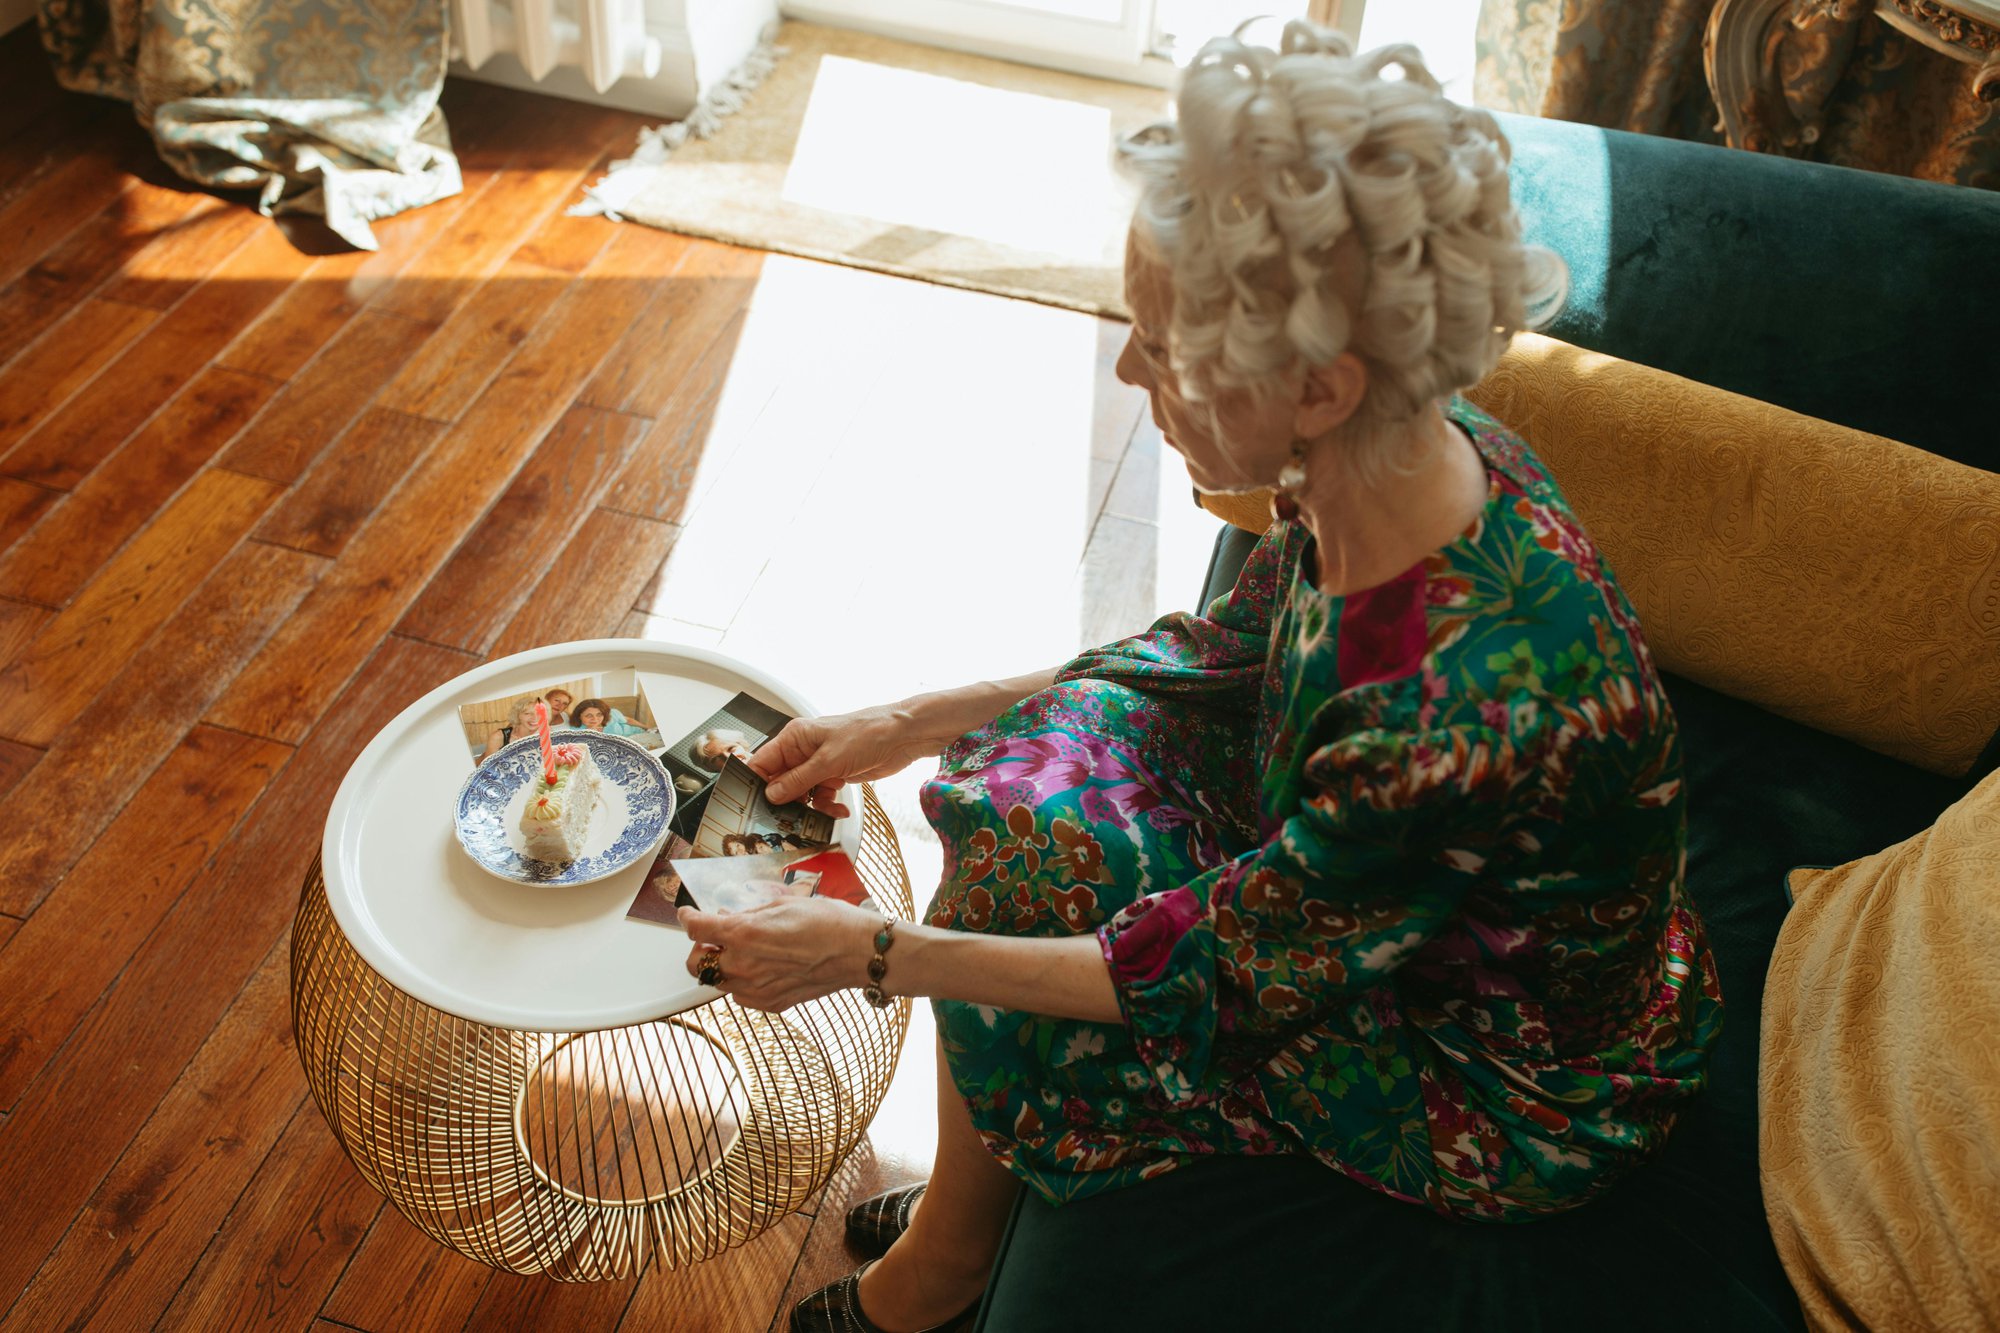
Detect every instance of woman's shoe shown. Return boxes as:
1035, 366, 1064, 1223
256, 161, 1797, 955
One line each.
842, 1182, 927, 1256
790, 1261, 980, 1333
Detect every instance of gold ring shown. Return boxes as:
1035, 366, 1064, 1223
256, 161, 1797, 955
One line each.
696, 951, 725, 987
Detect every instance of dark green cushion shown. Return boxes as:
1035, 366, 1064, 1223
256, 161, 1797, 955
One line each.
976, 672, 1974, 1332
1497, 111, 2000, 471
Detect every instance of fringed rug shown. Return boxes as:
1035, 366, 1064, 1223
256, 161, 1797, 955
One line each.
575, 21, 1171, 318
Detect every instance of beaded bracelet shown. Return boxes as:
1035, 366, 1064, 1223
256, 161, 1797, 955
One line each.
862, 916, 896, 1009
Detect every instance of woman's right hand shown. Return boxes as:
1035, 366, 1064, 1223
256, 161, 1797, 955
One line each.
747, 704, 932, 815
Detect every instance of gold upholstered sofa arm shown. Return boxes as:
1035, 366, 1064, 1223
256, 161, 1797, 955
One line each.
1199, 333, 2000, 777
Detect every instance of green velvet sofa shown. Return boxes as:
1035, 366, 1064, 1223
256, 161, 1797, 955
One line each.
972, 115, 2000, 1330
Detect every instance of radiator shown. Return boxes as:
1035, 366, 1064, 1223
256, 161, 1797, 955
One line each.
451, 0, 662, 94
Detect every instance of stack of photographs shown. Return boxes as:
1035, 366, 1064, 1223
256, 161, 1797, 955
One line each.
625, 692, 869, 925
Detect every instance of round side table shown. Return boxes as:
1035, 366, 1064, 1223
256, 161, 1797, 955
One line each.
293, 641, 914, 1279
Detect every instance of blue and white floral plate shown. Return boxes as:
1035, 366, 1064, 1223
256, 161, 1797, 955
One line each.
454, 732, 675, 885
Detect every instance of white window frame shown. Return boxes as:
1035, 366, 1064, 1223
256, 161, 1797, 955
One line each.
779, 0, 1365, 88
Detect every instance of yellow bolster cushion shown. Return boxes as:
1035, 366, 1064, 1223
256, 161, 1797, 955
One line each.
1761, 770, 2000, 1328
1199, 332, 2000, 776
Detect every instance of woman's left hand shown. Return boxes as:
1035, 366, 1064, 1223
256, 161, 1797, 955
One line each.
680, 898, 882, 1013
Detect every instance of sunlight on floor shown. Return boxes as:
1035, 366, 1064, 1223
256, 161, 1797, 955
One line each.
782, 56, 1118, 260
630, 255, 1220, 901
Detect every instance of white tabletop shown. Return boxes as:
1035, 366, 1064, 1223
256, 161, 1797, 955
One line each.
321, 640, 860, 1032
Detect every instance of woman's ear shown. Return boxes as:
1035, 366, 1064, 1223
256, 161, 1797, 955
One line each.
1295, 352, 1367, 440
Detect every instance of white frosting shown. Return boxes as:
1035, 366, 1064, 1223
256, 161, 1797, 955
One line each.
520, 748, 602, 863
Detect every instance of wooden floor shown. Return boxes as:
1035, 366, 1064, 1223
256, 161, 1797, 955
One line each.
0, 23, 1220, 1333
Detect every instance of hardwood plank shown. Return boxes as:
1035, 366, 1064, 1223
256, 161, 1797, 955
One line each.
94, 193, 269, 311
1090, 313, 1149, 463
216, 309, 439, 483
0, 131, 143, 289
0, 738, 37, 800
208, 238, 658, 744
510, 207, 624, 274
769, 1010, 940, 1324
1075, 512, 1165, 654
0, 538, 317, 916
0, 224, 317, 491
0, 637, 472, 1319
370, 150, 617, 328
617, 610, 725, 649
578, 239, 762, 421
619, 1211, 811, 1333
461, 1270, 638, 1333
0, 597, 51, 665
396, 405, 654, 651
371, 259, 575, 423
0, 480, 57, 558
215, 243, 438, 386
0, 468, 284, 749
0, 42, 75, 186
488, 507, 680, 658
153, 1098, 383, 1333
0, 725, 291, 1107
0, 90, 120, 209
0, 366, 281, 607
0, 937, 309, 1333
0, 184, 206, 370
206, 83, 616, 389
210, 87, 539, 383
253, 407, 446, 559
0, 297, 159, 457
319, 1206, 491, 1333
0, 913, 14, 955
596, 305, 758, 526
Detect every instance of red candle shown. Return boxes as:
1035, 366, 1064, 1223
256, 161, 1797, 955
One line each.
536, 700, 557, 784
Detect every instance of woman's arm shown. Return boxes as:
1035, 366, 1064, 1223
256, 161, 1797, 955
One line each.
751, 668, 1058, 808
679, 898, 1120, 1023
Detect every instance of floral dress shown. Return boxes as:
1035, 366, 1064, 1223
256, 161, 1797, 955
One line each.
920, 397, 1723, 1222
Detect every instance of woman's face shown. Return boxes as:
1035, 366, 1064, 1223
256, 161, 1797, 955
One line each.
699, 730, 749, 760
514, 704, 542, 731
1116, 231, 1300, 495
546, 691, 573, 717
579, 706, 606, 730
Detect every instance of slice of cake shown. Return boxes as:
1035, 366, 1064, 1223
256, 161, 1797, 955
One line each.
520, 742, 602, 862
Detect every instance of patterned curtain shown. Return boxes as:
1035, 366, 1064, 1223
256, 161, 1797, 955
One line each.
1474, 1, 2000, 191
38, 0, 460, 248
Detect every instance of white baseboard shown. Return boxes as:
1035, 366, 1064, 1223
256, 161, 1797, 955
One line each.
2, 0, 38, 37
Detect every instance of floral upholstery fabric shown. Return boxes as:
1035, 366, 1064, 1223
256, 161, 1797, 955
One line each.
922, 398, 1723, 1221
38, 0, 459, 248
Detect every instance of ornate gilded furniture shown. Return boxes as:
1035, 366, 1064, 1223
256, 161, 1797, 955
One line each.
1706, 0, 2000, 154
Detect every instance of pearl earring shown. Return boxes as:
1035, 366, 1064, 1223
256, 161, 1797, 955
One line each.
1270, 439, 1308, 524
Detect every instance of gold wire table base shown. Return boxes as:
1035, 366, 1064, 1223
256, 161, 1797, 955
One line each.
292, 785, 914, 1279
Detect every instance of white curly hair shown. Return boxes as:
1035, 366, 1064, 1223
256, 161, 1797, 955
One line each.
1120, 20, 1567, 480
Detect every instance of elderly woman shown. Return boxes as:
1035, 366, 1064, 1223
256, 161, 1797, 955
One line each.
680, 23, 1721, 1333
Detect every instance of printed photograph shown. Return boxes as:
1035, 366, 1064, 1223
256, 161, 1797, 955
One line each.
659, 690, 794, 797
691, 756, 835, 858
779, 846, 871, 909
672, 850, 825, 915
456, 668, 665, 767
626, 833, 696, 926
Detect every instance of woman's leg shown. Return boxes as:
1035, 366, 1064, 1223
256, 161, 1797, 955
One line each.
854, 1036, 1019, 1331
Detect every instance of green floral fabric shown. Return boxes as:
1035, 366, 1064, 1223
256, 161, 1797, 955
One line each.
38, 0, 459, 248
923, 398, 1723, 1220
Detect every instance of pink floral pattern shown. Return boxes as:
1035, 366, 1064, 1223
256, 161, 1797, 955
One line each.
924, 398, 1722, 1218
